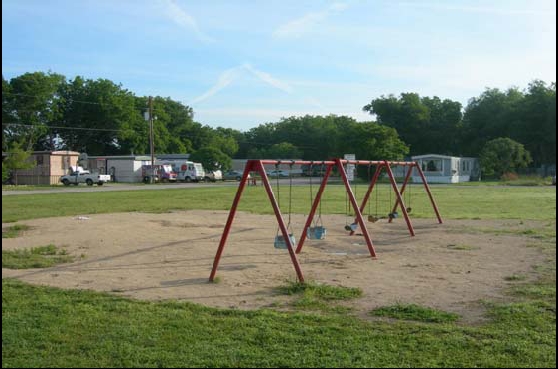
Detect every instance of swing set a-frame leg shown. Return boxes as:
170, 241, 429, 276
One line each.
415, 164, 443, 224
209, 161, 255, 282
296, 164, 333, 254
209, 160, 305, 283
384, 161, 415, 236
350, 163, 383, 236
358, 163, 383, 214
336, 159, 377, 258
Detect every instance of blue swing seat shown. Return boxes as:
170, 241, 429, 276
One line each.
307, 226, 327, 240
274, 234, 296, 249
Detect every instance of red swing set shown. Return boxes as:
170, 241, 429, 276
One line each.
209, 158, 442, 283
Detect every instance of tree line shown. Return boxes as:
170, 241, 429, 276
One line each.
2, 72, 555, 178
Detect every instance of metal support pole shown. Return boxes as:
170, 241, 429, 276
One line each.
384, 161, 415, 236
148, 96, 155, 184
296, 163, 334, 254
336, 159, 377, 258
388, 165, 413, 220
415, 164, 443, 224
350, 163, 383, 236
358, 163, 384, 214
209, 160, 305, 283
209, 161, 255, 282
256, 161, 305, 282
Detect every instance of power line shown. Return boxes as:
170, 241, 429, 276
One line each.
3, 91, 113, 106
2, 122, 133, 133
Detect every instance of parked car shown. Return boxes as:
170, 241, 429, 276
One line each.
60, 166, 111, 186
301, 165, 326, 177
266, 170, 289, 178
223, 170, 249, 181
204, 170, 223, 182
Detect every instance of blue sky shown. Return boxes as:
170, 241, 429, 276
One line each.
2, 0, 556, 131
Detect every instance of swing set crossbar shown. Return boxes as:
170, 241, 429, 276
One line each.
209, 159, 443, 283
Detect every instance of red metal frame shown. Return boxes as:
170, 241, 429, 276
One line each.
347, 161, 414, 236
209, 159, 443, 282
209, 160, 308, 282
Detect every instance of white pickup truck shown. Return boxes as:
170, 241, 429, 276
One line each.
60, 168, 111, 186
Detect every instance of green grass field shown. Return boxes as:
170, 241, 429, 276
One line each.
2, 185, 556, 367
1, 184, 555, 222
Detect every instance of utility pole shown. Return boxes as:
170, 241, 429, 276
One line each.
148, 96, 155, 183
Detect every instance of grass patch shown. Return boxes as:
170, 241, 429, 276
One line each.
277, 280, 363, 300
2, 244, 74, 269
210, 276, 222, 284
504, 274, 528, 281
4, 278, 555, 368
2, 224, 31, 238
276, 280, 362, 312
370, 303, 460, 323
2, 185, 556, 222
510, 283, 556, 299
464, 222, 556, 242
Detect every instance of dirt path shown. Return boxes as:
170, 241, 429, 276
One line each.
2, 211, 550, 323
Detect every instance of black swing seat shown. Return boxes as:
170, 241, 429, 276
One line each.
344, 223, 358, 232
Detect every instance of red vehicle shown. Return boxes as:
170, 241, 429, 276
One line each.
141, 164, 177, 183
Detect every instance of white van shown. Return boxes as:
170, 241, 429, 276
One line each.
175, 161, 205, 182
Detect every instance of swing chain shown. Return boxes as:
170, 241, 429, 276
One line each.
287, 163, 293, 229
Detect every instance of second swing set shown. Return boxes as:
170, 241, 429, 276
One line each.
209, 158, 443, 283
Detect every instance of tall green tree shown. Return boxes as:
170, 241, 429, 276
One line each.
461, 87, 524, 157
58, 77, 143, 155
2, 72, 66, 151
2, 75, 14, 151
513, 80, 556, 166
248, 142, 302, 159
363, 93, 463, 156
2, 141, 36, 185
241, 115, 409, 176
462, 81, 556, 166
148, 96, 195, 154
480, 137, 532, 178
190, 147, 232, 171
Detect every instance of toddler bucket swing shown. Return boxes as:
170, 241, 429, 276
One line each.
307, 163, 327, 240
274, 164, 296, 249
344, 163, 358, 232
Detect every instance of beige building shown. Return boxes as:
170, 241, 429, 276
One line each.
12, 150, 80, 185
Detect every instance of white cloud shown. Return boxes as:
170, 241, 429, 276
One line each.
242, 64, 293, 93
160, 0, 214, 43
188, 63, 326, 113
189, 64, 298, 104
189, 66, 244, 105
273, 2, 349, 39
397, 1, 551, 16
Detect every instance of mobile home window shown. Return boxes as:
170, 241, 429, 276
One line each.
422, 159, 442, 172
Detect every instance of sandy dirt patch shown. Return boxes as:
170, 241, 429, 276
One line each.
2, 210, 550, 323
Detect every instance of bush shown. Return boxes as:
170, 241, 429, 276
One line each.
500, 172, 519, 181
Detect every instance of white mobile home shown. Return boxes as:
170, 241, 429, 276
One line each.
87, 155, 152, 183
411, 154, 480, 183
